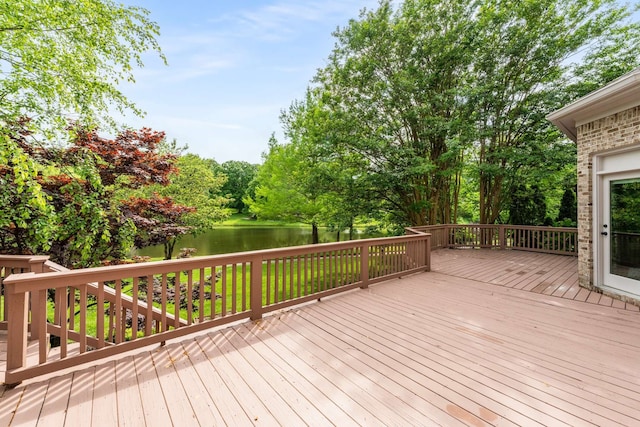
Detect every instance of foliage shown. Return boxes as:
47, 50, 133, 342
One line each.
140, 153, 231, 259
38, 171, 135, 267
0, 129, 55, 254
467, 0, 640, 224
43, 126, 180, 266
610, 180, 640, 233
312, 0, 474, 226
121, 194, 195, 261
218, 160, 259, 212
69, 126, 176, 188
0, 124, 188, 267
507, 184, 547, 226
245, 135, 325, 243
557, 187, 577, 225
283, 92, 379, 237
0, 0, 165, 133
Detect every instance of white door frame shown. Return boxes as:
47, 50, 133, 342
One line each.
593, 145, 640, 299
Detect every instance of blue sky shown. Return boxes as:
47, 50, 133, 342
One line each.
118, 1, 380, 164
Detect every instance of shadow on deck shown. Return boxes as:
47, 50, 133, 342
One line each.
1, 249, 639, 426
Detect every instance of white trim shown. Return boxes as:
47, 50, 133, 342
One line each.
547, 68, 640, 142
593, 154, 602, 288
594, 148, 640, 298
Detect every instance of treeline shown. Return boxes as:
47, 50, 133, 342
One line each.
244, 0, 640, 237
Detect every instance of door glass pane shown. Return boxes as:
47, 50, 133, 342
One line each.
610, 178, 640, 280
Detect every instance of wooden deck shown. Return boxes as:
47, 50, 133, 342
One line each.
1, 249, 639, 426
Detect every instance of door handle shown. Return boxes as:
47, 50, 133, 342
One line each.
601, 231, 608, 236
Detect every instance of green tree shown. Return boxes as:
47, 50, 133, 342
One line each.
468, 0, 640, 224
315, 0, 474, 226
245, 135, 325, 243
0, 0, 165, 263
557, 187, 577, 225
143, 154, 231, 258
507, 184, 547, 226
280, 90, 377, 238
0, 0, 164, 133
218, 161, 259, 213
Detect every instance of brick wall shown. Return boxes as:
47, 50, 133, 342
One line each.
576, 105, 640, 293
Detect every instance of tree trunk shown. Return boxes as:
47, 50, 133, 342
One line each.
164, 238, 176, 260
312, 223, 319, 244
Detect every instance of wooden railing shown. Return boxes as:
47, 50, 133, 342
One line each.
407, 224, 578, 256
2, 233, 430, 385
1, 256, 181, 331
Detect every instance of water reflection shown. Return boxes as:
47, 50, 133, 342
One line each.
135, 227, 385, 258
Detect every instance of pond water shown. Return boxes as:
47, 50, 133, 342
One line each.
135, 226, 386, 258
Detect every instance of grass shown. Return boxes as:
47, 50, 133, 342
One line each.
219, 212, 307, 227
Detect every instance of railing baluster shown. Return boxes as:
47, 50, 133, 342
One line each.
97, 281, 105, 346
221, 264, 227, 317
132, 276, 139, 339
59, 287, 68, 358
160, 274, 168, 333
242, 262, 247, 312
209, 267, 216, 320
198, 268, 205, 323
186, 271, 193, 325
231, 264, 237, 314
288, 257, 294, 299
174, 272, 181, 329
79, 285, 87, 353
115, 279, 123, 344
145, 275, 153, 336
69, 287, 76, 332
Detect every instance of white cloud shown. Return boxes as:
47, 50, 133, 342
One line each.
210, 0, 377, 42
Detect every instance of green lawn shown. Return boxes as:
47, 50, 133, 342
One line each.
219, 212, 306, 227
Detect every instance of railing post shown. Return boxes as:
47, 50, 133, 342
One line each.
250, 256, 263, 321
28, 256, 48, 342
5, 280, 29, 386
424, 235, 431, 272
360, 244, 369, 289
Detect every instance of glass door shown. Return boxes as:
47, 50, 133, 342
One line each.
602, 173, 640, 295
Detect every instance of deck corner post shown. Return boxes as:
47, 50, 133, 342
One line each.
6, 285, 28, 378
360, 244, 369, 289
250, 256, 263, 321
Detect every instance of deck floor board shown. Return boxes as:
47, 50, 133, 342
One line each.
1, 249, 639, 426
